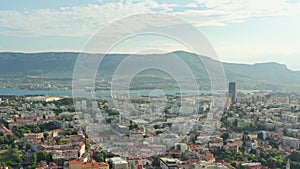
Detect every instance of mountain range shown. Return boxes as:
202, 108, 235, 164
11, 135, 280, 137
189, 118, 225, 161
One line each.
0, 51, 299, 90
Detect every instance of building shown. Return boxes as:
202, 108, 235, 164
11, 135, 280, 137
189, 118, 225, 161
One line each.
69, 158, 109, 169
229, 82, 237, 103
82, 100, 87, 112
160, 158, 178, 169
241, 162, 262, 169
82, 162, 109, 169
25, 96, 62, 102
189, 162, 227, 169
92, 101, 98, 113
109, 157, 128, 169
127, 158, 143, 169
282, 113, 298, 122
282, 136, 300, 150
174, 143, 188, 153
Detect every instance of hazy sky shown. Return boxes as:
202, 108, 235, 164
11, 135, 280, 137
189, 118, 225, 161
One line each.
0, 0, 300, 70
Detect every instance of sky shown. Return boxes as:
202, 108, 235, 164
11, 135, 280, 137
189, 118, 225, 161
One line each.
0, 0, 300, 70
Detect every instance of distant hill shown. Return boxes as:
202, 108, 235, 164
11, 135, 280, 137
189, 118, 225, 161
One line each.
0, 51, 299, 90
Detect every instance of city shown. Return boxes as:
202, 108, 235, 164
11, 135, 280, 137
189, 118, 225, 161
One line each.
1, 0, 300, 169
0, 82, 300, 168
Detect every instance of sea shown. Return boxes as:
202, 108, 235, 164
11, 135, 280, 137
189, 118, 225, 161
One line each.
0, 88, 268, 99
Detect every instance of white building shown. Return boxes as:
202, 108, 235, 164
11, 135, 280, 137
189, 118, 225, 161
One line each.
25, 96, 61, 102
174, 143, 188, 153
282, 113, 298, 122
282, 136, 299, 150
92, 101, 98, 112
160, 158, 178, 169
81, 100, 87, 111
109, 157, 128, 169
242, 162, 261, 168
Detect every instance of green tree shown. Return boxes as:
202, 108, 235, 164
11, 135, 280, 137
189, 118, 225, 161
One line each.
32, 153, 37, 164
43, 132, 49, 139
56, 138, 61, 144
257, 132, 264, 140
221, 132, 230, 142
268, 139, 279, 149
86, 143, 91, 150
233, 119, 238, 127
105, 117, 112, 124
290, 151, 300, 162
37, 151, 51, 162
151, 156, 160, 167
11, 146, 22, 163
154, 125, 160, 129
93, 151, 105, 162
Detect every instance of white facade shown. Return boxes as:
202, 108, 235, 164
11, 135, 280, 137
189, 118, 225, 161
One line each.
282, 136, 299, 150
174, 143, 188, 153
110, 157, 128, 169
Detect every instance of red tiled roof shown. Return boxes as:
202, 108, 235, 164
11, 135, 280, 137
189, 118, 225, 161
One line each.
168, 150, 182, 154
204, 154, 214, 161
50, 162, 58, 166
69, 158, 83, 164
82, 162, 109, 168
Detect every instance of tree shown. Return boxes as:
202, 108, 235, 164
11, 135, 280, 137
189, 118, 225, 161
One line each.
233, 119, 238, 127
43, 132, 49, 140
268, 139, 279, 149
65, 129, 76, 135
290, 151, 300, 162
257, 132, 264, 140
151, 156, 160, 167
221, 133, 230, 142
154, 125, 160, 129
56, 138, 61, 144
37, 151, 51, 162
155, 130, 163, 135
105, 117, 112, 124
240, 146, 246, 153
250, 149, 257, 155
11, 146, 22, 163
26, 144, 32, 151
129, 124, 138, 130
182, 154, 190, 161
86, 143, 91, 150
0, 119, 9, 128
32, 153, 37, 164
93, 151, 105, 162
166, 123, 172, 128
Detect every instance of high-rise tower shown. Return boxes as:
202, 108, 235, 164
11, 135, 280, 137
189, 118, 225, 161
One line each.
229, 82, 237, 103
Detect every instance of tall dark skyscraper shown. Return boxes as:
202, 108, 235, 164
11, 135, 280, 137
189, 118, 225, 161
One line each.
229, 82, 237, 103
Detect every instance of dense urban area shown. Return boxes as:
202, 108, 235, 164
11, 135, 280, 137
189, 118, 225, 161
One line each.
0, 83, 300, 169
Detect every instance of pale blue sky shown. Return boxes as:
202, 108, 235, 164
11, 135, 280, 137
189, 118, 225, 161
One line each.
0, 0, 300, 70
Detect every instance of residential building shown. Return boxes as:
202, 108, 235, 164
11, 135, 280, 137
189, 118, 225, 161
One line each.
160, 158, 178, 169
69, 158, 109, 169
109, 157, 128, 169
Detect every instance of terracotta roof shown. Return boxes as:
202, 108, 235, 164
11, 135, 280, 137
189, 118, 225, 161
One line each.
204, 154, 214, 161
82, 162, 109, 168
69, 158, 83, 164
168, 150, 182, 154
50, 162, 58, 166
216, 160, 229, 166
